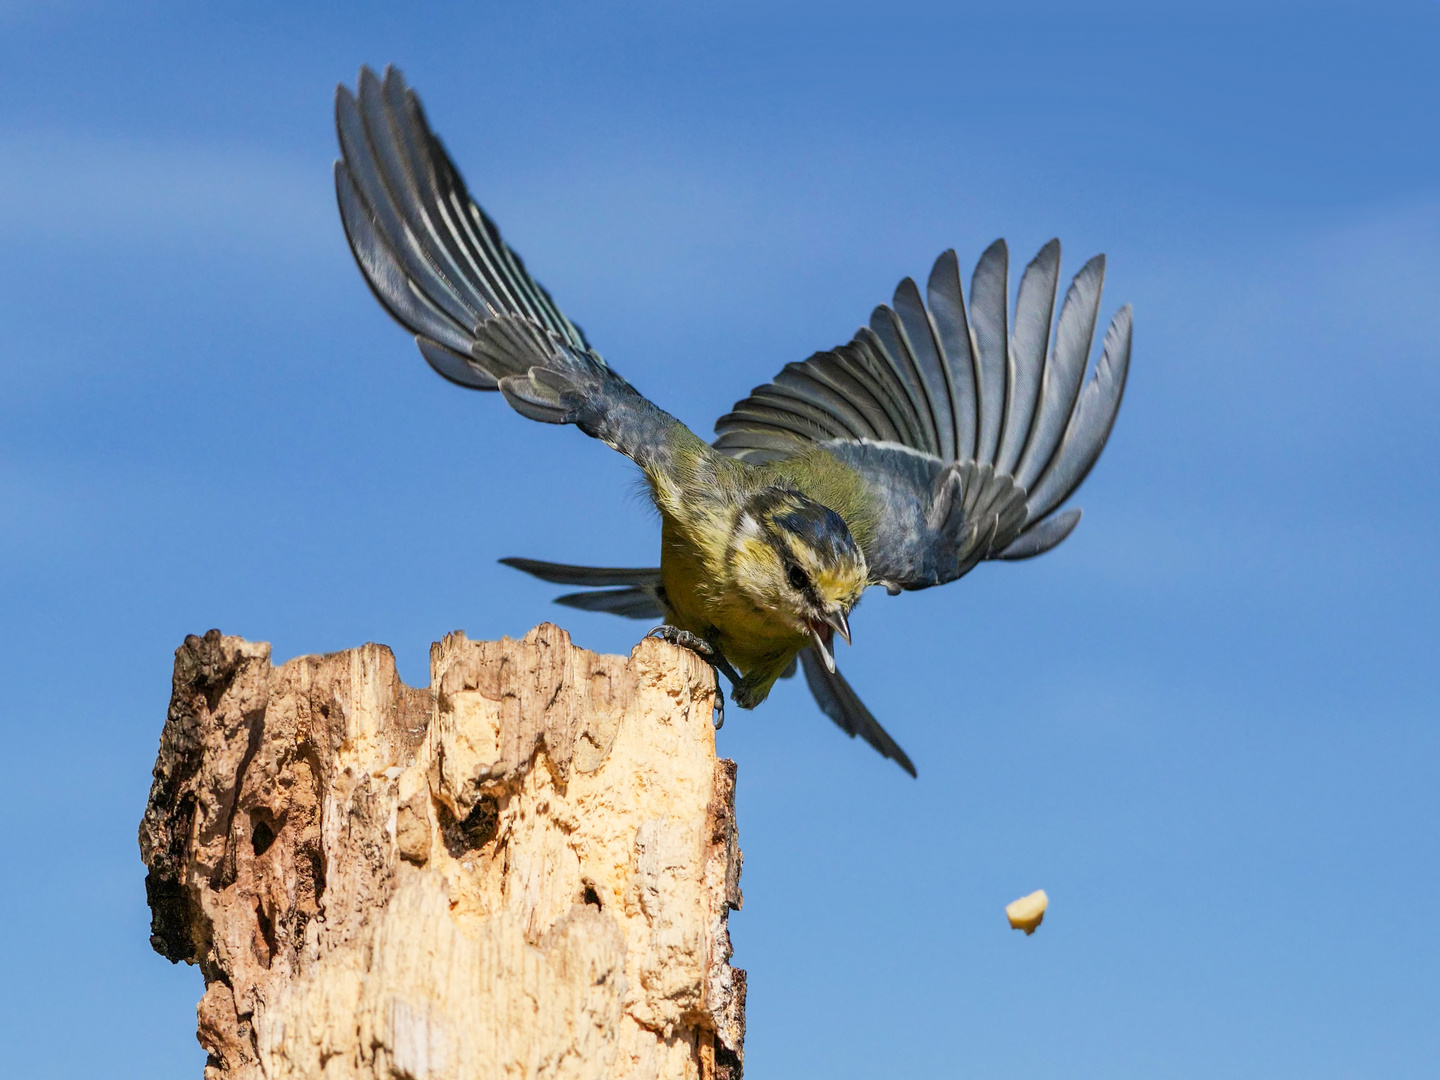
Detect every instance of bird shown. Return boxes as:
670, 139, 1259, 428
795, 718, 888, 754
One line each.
333, 65, 1132, 778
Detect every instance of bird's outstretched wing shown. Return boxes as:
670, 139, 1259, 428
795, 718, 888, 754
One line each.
714, 242, 1132, 589
499, 557, 916, 776
335, 65, 690, 471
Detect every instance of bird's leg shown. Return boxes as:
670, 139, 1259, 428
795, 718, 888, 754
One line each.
645, 625, 738, 729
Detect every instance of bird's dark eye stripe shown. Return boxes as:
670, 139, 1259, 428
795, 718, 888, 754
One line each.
787, 565, 811, 591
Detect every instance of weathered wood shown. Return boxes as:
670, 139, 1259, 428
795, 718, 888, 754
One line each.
140, 624, 745, 1080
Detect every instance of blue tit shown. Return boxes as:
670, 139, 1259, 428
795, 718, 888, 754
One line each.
335, 67, 1133, 778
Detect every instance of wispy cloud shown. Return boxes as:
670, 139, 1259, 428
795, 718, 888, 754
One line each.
0, 128, 333, 257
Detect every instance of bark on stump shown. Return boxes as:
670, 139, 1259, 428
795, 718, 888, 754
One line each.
139, 623, 745, 1080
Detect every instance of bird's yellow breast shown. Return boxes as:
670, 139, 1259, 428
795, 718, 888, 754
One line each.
643, 438, 872, 706
658, 515, 807, 683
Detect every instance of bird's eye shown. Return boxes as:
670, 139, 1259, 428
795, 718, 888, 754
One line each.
787, 565, 811, 592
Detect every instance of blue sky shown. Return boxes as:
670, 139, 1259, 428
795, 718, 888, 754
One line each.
2, 2, 1438, 1077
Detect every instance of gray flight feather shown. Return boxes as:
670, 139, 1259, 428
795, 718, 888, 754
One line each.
790, 356, 891, 440
1013, 253, 1106, 490
867, 312, 942, 455
926, 249, 979, 462
337, 85, 480, 337
996, 508, 1081, 560
969, 239, 1010, 467
892, 277, 958, 461
715, 242, 1130, 590
837, 340, 922, 444
774, 367, 879, 440
996, 239, 1060, 475
335, 160, 477, 358
360, 67, 588, 352
717, 403, 828, 445
1023, 305, 1132, 524
335, 65, 687, 473
416, 335, 499, 389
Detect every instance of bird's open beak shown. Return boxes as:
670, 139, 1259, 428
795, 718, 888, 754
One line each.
807, 609, 852, 675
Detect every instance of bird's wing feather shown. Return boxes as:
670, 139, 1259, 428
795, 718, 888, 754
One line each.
968, 239, 1010, 466
715, 241, 1131, 588
336, 66, 588, 365
996, 239, 1059, 474
336, 65, 698, 473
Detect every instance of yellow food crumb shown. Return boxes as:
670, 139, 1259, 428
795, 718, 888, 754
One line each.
1005, 889, 1048, 934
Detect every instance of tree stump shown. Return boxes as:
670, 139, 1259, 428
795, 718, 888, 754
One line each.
139, 624, 745, 1080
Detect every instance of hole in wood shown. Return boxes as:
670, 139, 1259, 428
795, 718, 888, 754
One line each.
251, 817, 276, 856
440, 795, 501, 856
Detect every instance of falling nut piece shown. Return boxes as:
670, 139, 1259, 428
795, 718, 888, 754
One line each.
1005, 889, 1048, 935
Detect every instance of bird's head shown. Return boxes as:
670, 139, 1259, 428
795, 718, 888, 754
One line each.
729, 488, 867, 672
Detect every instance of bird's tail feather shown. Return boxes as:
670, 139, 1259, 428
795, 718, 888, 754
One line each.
501, 557, 666, 620
799, 648, 917, 777
498, 557, 662, 589
555, 588, 665, 621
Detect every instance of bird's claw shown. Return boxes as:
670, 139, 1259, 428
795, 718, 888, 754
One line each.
646, 625, 726, 729
646, 624, 716, 659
